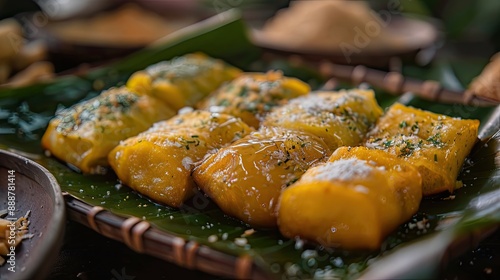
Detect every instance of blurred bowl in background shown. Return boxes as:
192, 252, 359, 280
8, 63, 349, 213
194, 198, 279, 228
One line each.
25, 3, 210, 71
252, 1, 441, 68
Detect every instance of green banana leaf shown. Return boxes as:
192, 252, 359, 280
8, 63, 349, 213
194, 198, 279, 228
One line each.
0, 10, 498, 280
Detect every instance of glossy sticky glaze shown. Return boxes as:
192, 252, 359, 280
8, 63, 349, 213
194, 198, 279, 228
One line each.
109, 111, 253, 207
193, 127, 332, 227
278, 147, 422, 250
193, 90, 384, 227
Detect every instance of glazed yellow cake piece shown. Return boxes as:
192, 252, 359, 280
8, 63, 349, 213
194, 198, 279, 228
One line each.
197, 71, 310, 128
41, 86, 175, 174
193, 89, 383, 227
108, 110, 253, 207
126, 53, 241, 111
192, 126, 332, 227
365, 103, 479, 195
263, 89, 383, 148
277, 147, 422, 250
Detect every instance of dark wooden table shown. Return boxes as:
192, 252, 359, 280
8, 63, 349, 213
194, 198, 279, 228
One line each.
46, 219, 499, 280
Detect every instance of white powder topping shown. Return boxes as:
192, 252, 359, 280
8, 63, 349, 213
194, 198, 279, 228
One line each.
181, 157, 193, 170
301, 250, 318, 259
178, 106, 194, 115
290, 92, 366, 114
290, 94, 338, 113
234, 237, 248, 246
113, 150, 122, 160
305, 158, 375, 182
353, 185, 369, 194
207, 105, 225, 113
208, 235, 218, 243
152, 177, 162, 184
132, 173, 144, 181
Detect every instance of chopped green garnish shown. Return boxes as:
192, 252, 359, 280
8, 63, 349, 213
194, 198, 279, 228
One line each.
427, 133, 442, 146
218, 99, 230, 106
411, 123, 419, 132
383, 140, 393, 148
400, 140, 415, 156
238, 86, 249, 97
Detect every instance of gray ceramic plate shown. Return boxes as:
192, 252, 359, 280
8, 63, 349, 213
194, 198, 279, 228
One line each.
0, 150, 65, 280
